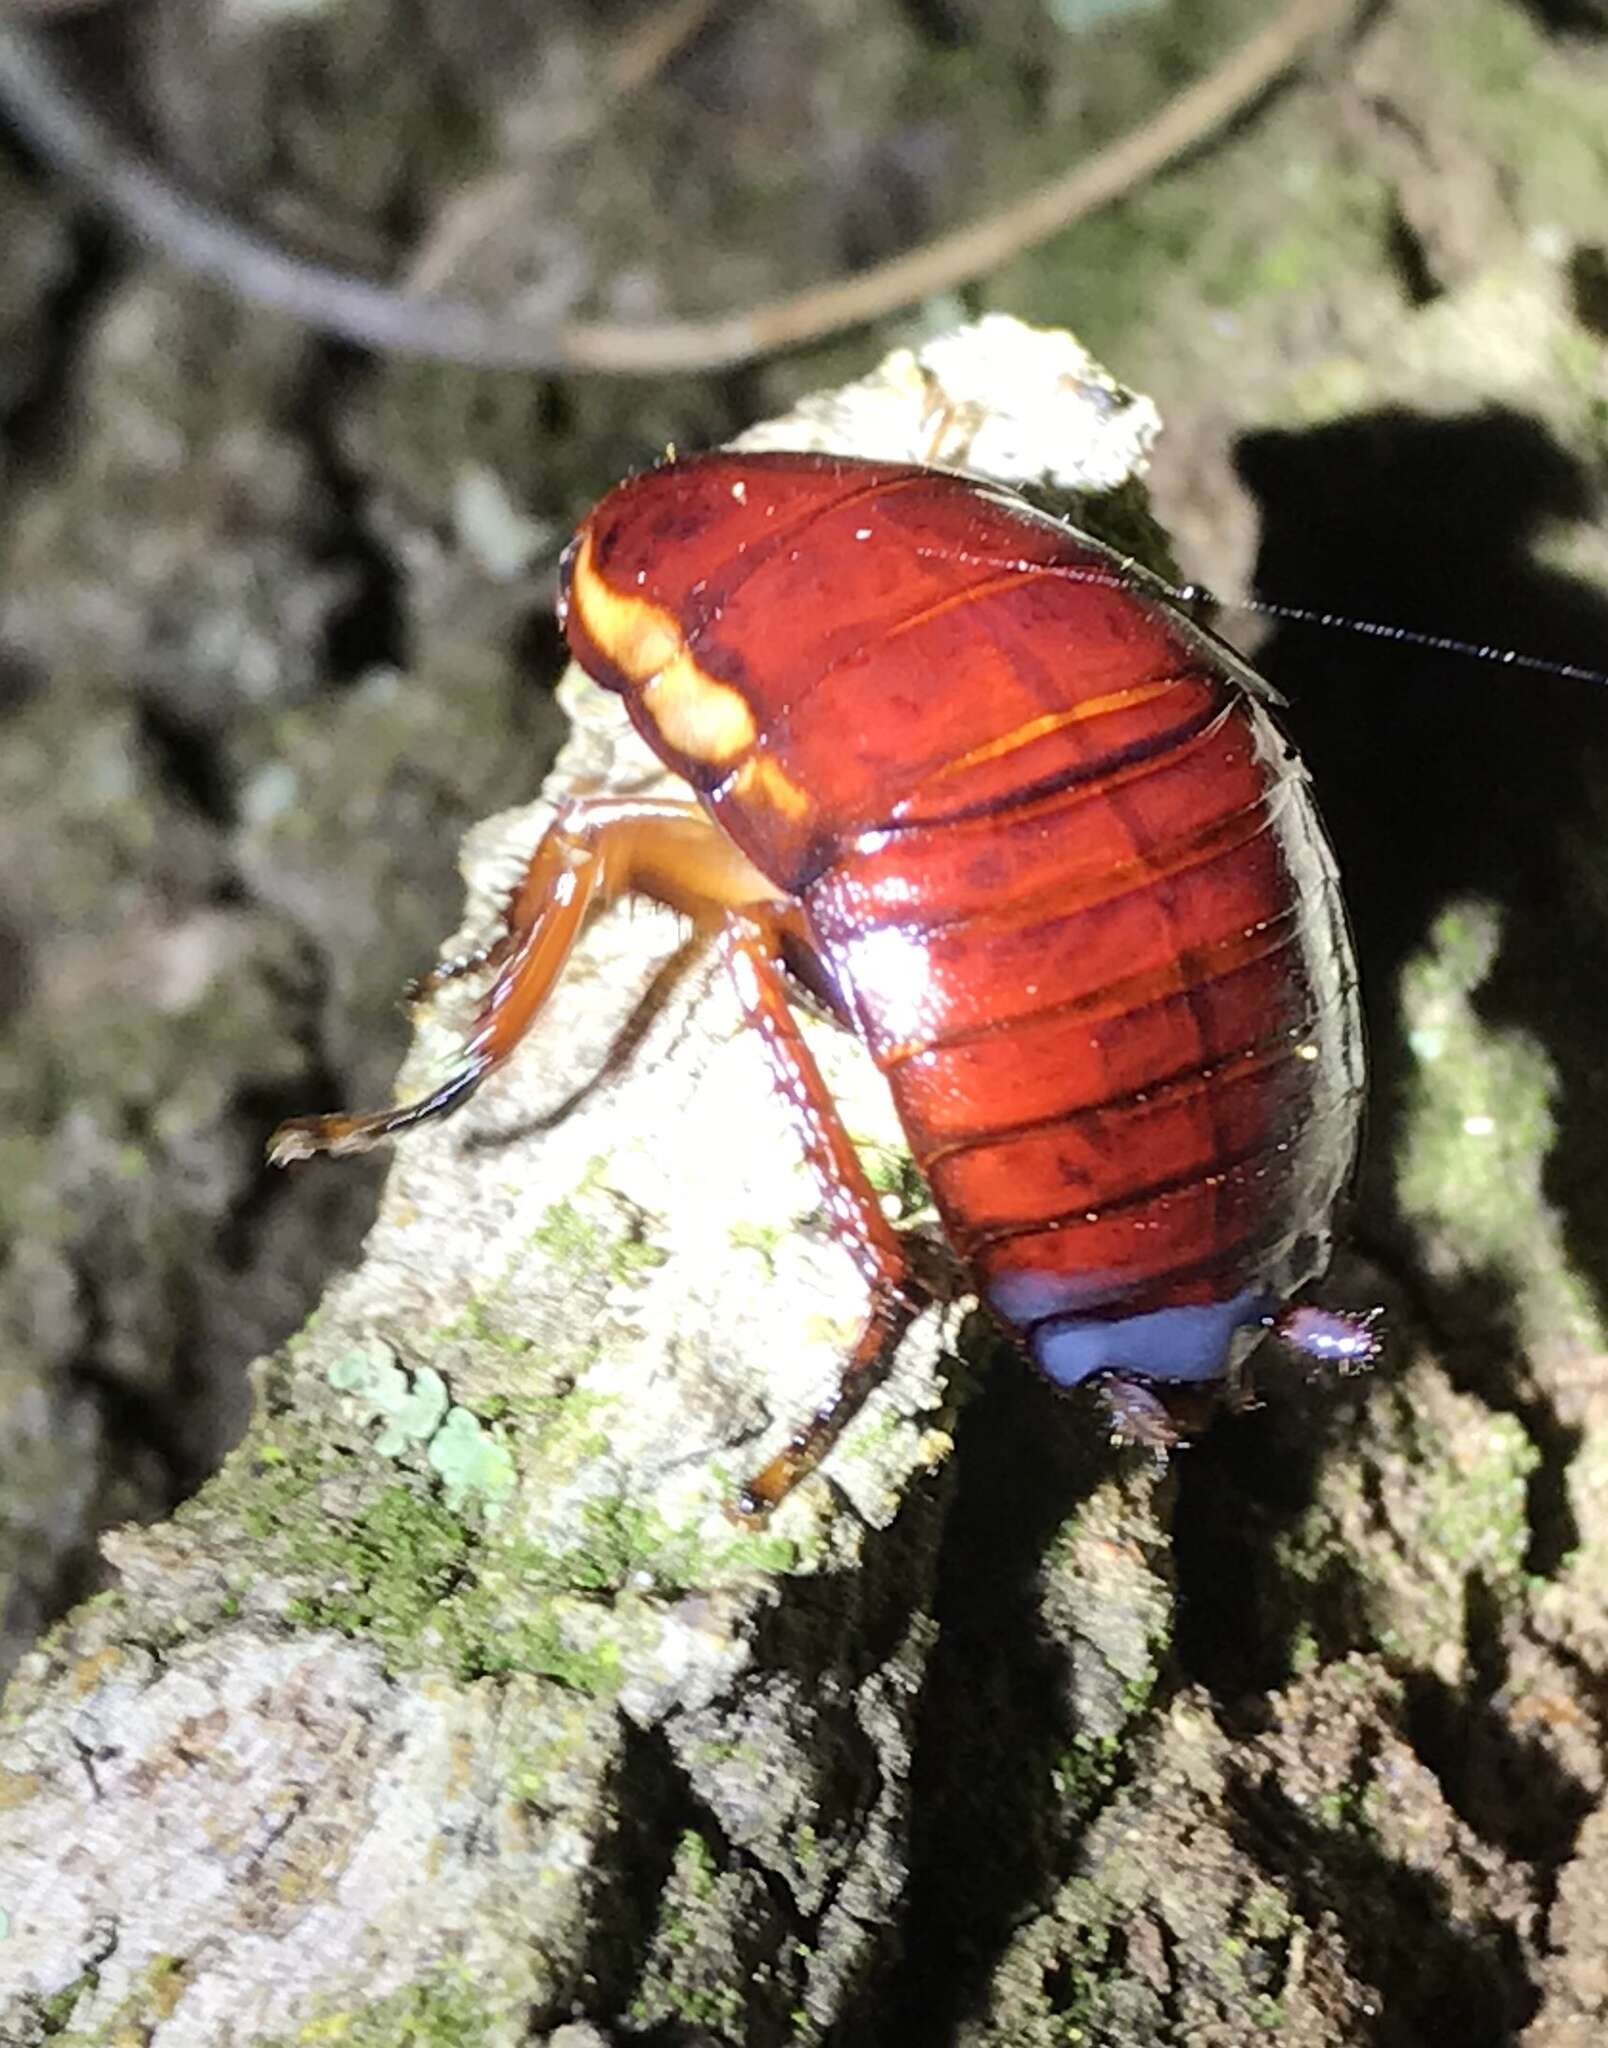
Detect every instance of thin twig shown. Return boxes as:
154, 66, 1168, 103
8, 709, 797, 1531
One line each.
0, 0, 1357, 376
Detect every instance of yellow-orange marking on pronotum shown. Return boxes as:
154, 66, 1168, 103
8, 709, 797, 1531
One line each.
642, 650, 756, 766
734, 752, 811, 822
567, 531, 757, 768
566, 531, 682, 679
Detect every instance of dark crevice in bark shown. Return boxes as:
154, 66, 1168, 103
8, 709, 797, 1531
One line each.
1566, 241, 1608, 336
0, 207, 118, 480
134, 696, 241, 831
294, 341, 408, 684
1383, 199, 1442, 308
874, 1351, 1129, 2043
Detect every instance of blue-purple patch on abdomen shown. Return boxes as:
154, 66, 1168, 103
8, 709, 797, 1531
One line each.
1013, 1283, 1274, 1389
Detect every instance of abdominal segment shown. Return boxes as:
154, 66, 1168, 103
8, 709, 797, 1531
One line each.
805, 692, 1363, 1389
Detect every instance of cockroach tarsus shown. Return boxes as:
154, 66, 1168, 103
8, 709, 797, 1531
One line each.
269, 450, 1383, 1518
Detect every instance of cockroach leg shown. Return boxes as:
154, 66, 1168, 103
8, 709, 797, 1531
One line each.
1272, 1301, 1383, 1373
1091, 1372, 1185, 1455
267, 795, 780, 1163
404, 924, 517, 1006
735, 1293, 924, 1524
721, 914, 929, 1522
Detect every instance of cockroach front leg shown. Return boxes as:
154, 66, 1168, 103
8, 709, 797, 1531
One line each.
721, 914, 931, 1523
268, 796, 780, 1163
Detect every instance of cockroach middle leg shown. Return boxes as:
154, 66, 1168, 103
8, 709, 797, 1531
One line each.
722, 914, 930, 1522
268, 795, 780, 1162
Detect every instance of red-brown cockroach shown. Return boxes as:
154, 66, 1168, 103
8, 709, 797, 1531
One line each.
270, 450, 1383, 1515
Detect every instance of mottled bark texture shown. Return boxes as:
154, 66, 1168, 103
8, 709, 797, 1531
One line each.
4, 1, 1608, 2043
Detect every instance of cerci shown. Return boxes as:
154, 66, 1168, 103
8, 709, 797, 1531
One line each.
271, 451, 1378, 1515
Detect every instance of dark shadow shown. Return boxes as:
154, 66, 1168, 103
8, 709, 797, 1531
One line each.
613, 1451, 959, 2048
1569, 244, 1608, 337
1167, 408, 1608, 1957
864, 1337, 1132, 2043
1234, 406, 1608, 1394
294, 343, 408, 685
576, 1716, 724, 2046
1170, 1277, 1389, 1710
1515, 0, 1608, 34
0, 904, 32, 1029
1232, 1763, 1539, 2046
1405, 1670, 1595, 1871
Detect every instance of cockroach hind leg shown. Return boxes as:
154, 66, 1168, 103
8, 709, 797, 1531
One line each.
1272, 1300, 1384, 1375
728, 1286, 924, 1525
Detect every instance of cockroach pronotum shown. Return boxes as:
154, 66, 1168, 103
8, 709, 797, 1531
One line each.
269, 450, 1383, 1516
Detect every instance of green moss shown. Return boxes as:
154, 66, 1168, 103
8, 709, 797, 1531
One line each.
676, 1828, 720, 1903
495, 1498, 797, 1605
993, 137, 1389, 378
284, 1485, 471, 1661
453, 1604, 624, 1695
627, 1829, 751, 2040
856, 1143, 933, 1223
49, 1953, 184, 2044
1270, 1380, 1538, 1672
1418, 1414, 1538, 1582
1240, 1883, 1293, 1945
260, 1966, 502, 2046
259, 1471, 628, 1693
1036, 1906, 1120, 2036
38, 1965, 97, 2035
525, 1156, 663, 1280
1311, 1783, 1370, 1837
236, 1424, 344, 1546
529, 1193, 606, 1270
1398, 900, 1606, 1356
1051, 1731, 1125, 1814
438, 1298, 535, 1362
729, 1220, 786, 1276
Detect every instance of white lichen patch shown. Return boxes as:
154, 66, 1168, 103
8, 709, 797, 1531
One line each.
734, 312, 1161, 495
0, 1634, 611, 2044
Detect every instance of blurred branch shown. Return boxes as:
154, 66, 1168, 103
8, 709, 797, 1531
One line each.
0, 0, 1357, 375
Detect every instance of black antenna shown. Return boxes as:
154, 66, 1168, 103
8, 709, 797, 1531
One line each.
1205, 592, 1608, 690
1045, 559, 1608, 692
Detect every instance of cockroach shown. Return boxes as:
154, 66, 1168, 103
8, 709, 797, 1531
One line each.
269, 450, 1383, 1516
